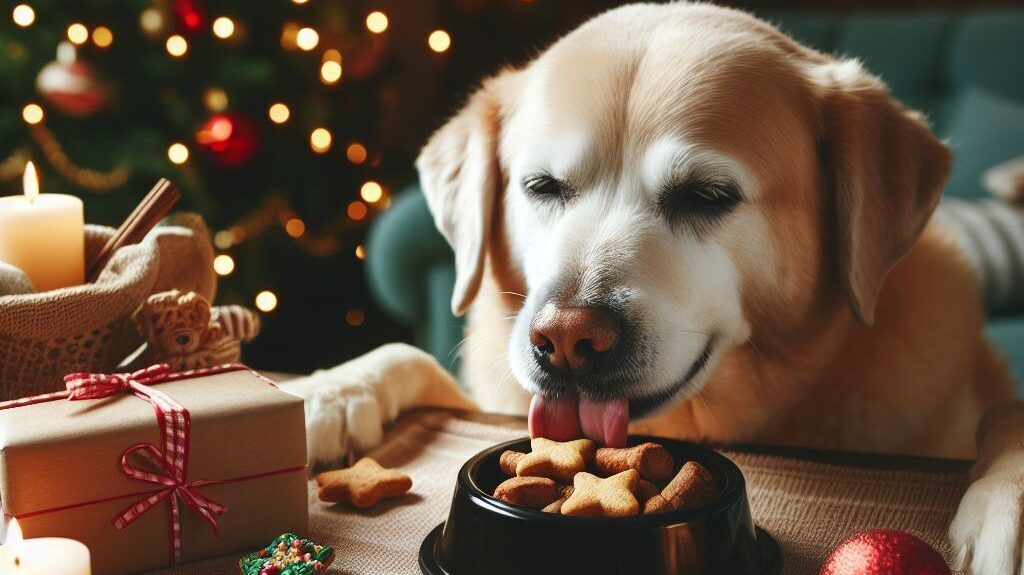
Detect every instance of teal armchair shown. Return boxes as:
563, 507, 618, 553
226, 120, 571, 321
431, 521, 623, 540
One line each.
367, 8, 1024, 389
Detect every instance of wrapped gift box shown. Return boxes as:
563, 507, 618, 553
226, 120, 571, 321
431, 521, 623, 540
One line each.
0, 365, 308, 575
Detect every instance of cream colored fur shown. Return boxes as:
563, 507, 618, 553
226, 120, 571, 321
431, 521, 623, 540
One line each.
291, 4, 1020, 573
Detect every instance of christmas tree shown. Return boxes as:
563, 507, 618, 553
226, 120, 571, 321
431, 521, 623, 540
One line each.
0, 0, 627, 372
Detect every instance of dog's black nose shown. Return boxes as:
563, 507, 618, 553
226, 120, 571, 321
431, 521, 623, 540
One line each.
529, 303, 620, 376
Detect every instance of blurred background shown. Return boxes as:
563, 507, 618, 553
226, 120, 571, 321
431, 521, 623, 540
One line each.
2, 0, 1022, 377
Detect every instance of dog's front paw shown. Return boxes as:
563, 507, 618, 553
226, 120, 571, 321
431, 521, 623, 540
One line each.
302, 381, 385, 470
950, 466, 1024, 575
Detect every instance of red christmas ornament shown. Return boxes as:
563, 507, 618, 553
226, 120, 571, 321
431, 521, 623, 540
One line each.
172, 0, 205, 34
36, 43, 107, 117
821, 530, 951, 575
195, 113, 259, 168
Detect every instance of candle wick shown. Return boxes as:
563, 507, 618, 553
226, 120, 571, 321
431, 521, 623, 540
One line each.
13, 555, 20, 567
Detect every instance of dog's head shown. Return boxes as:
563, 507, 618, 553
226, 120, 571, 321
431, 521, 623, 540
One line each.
417, 4, 950, 444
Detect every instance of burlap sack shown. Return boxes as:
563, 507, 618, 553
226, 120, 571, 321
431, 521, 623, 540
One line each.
0, 213, 215, 400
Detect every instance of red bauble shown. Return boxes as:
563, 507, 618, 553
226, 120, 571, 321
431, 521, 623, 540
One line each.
821, 530, 951, 575
195, 113, 259, 168
36, 43, 107, 117
172, 0, 205, 34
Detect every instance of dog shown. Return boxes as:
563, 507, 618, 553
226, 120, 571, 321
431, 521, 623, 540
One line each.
284, 4, 1021, 573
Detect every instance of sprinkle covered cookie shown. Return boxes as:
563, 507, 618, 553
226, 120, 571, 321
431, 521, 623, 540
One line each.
238, 533, 333, 575
316, 457, 412, 509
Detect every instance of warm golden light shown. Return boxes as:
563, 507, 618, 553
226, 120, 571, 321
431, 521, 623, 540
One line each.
214, 230, 235, 249
310, 127, 332, 153
23, 161, 39, 204
284, 217, 305, 238
346, 142, 368, 164
255, 290, 278, 312
203, 87, 228, 112
67, 23, 88, 45
428, 30, 451, 53
292, 0, 309, 4
360, 181, 383, 203
7, 519, 23, 546
166, 34, 188, 57
21, 103, 43, 125
167, 142, 189, 164
212, 16, 235, 39
213, 254, 235, 276
268, 102, 290, 124
320, 60, 342, 84
322, 49, 341, 63
140, 8, 163, 33
92, 26, 114, 48
295, 27, 319, 51
12, 4, 35, 27
355, 244, 366, 260
346, 308, 365, 326
347, 201, 368, 221
365, 11, 388, 33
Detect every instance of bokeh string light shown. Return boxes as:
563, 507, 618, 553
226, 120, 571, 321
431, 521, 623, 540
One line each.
9, 4, 480, 323
12, 4, 35, 27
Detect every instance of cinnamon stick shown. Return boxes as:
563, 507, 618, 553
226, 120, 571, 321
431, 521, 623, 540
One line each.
86, 179, 180, 282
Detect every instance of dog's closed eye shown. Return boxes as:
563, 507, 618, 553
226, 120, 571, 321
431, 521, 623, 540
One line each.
657, 174, 742, 235
523, 174, 574, 203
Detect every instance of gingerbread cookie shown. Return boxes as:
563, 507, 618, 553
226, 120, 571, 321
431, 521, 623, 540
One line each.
561, 470, 640, 517
316, 457, 412, 509
515, 438, 596, 482
132, 289, 242, 370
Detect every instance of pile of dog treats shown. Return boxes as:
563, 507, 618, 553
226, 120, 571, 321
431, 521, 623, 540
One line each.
493, 438, 717, 517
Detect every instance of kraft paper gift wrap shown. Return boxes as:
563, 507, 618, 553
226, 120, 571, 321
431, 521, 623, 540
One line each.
0, 366, 308, 575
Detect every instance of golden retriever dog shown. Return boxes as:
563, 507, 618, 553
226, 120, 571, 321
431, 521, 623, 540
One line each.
286, 4, 1020, 573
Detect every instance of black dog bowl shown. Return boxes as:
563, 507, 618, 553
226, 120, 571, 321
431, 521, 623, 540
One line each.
420, 436, 781, 575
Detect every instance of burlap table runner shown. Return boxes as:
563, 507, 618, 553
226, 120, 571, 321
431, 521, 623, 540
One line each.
152, 409, 970, 575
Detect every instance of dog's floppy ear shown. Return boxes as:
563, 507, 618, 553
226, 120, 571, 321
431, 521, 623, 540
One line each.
416, 75, 510, 316
814, 60, 952, 325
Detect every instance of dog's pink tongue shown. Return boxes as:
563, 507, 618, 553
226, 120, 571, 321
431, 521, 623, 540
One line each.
579, 397, 629, 448
528, 395, 582, 441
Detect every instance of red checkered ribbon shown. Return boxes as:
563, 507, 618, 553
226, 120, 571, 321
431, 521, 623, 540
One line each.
63, 364, 225, 565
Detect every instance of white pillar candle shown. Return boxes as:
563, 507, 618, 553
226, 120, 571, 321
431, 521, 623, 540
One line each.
0, 162, 85, 291
0, 521, 90, 575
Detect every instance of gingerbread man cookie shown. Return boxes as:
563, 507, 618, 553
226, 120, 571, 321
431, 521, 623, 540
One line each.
132, 289, 241, 370
561, 469, 640, 517
516, 438, 596, 482
316, 457, 412, 509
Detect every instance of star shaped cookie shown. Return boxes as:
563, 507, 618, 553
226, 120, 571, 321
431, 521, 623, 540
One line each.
561, 469, 640, 517
516, 438, 597, 482
316, 457, 412, 509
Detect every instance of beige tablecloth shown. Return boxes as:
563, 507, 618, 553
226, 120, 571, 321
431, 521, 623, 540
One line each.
153, 409, 970, 575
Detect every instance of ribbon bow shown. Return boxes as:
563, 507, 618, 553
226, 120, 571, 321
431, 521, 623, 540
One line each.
63, 364, 225, 564
115, 443, 227, 559
65, 364, 173, 400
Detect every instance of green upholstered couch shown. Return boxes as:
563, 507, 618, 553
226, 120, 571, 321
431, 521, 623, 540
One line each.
366, 8, 1024, 391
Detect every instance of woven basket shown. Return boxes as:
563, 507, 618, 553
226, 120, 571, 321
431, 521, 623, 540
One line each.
0, 213, 215, 400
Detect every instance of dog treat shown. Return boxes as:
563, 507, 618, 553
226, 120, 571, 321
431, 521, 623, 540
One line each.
315, 457, 412, 509
595, 442, 674, 482
542, 497, 568, 514
662, 461, 717, 511
561, 470, 640, 517
494, 476, 564, 508
516, 438, 596, 482
238, 533, 334, 575
499, 450, 525, 476
635, 479, 661, 504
